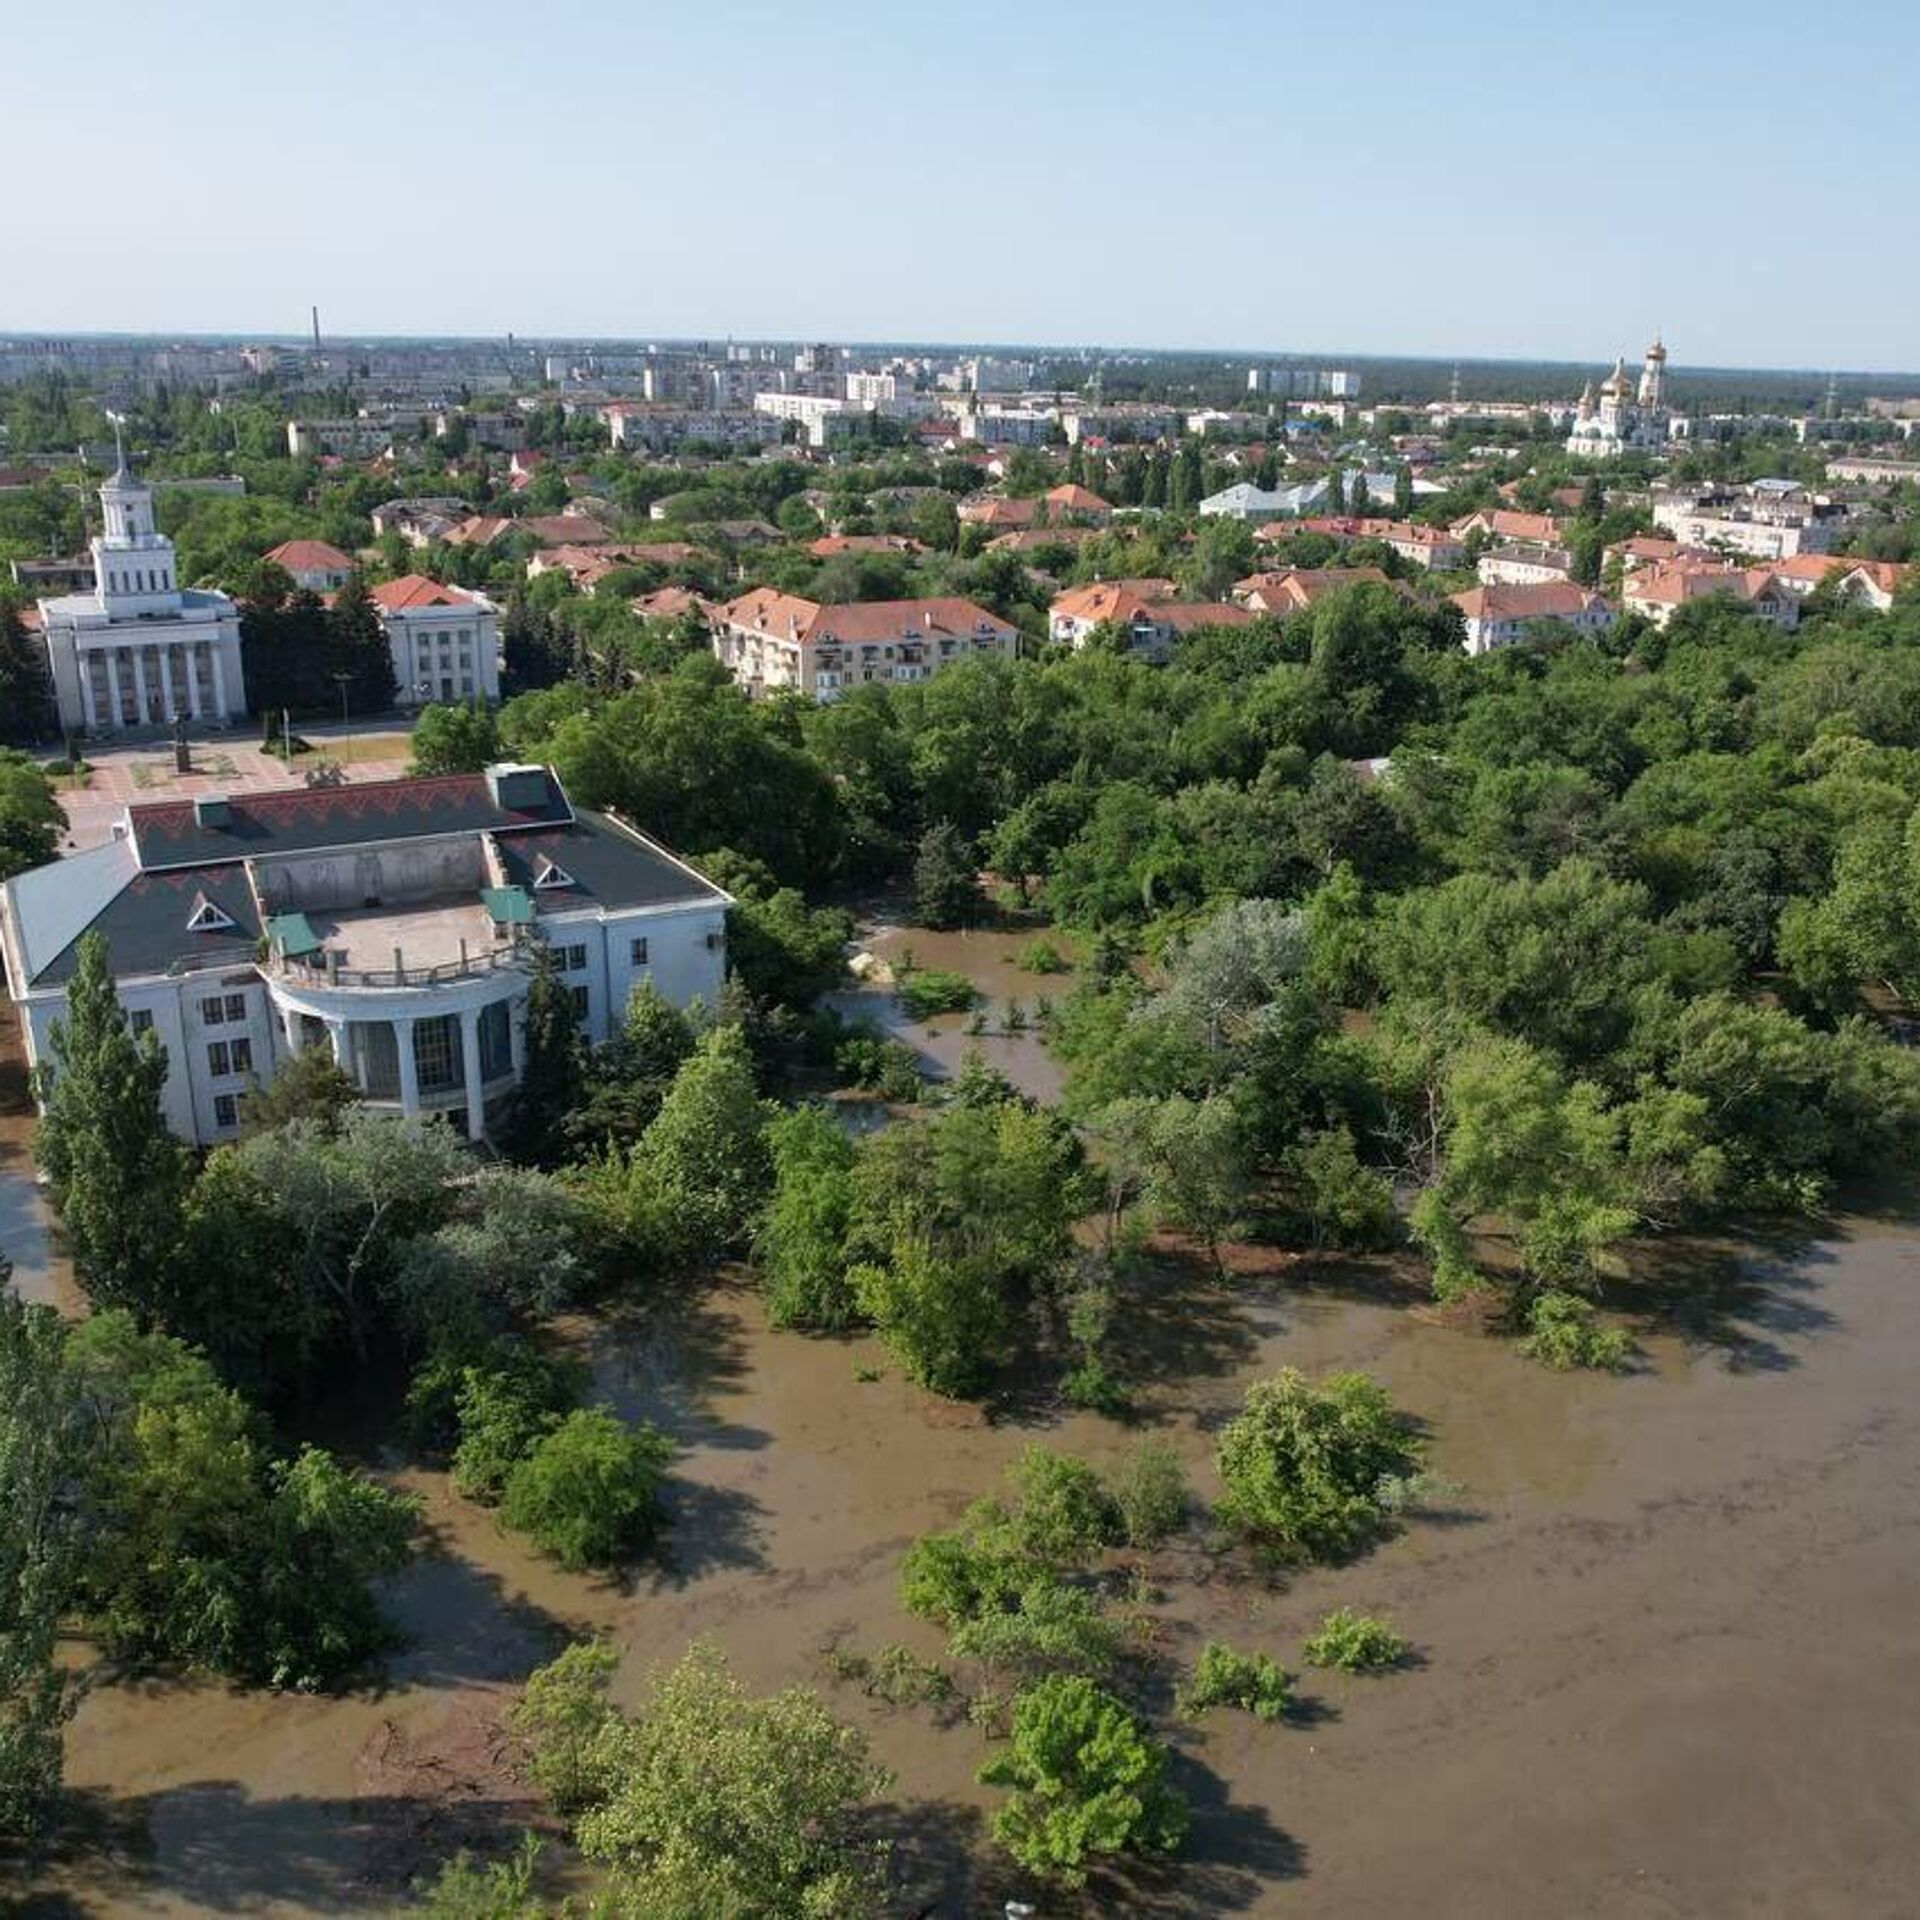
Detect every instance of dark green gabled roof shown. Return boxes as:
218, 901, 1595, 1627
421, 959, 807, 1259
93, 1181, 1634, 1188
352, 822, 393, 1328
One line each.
481, 886, 535, 925
264, 911, 323, 958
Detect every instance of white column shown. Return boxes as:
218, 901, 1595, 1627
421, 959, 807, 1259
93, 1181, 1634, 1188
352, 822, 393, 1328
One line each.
132, 648, 151, 726
459, 1006, 485, 1143
185, 643, 203, 719
394, 1017, 419, 1116
79, 656, 98, 730
210, 645, 228, 720
282, 1007, 306, 1055
105, 650, 124, 729
509, 993, 527, 1076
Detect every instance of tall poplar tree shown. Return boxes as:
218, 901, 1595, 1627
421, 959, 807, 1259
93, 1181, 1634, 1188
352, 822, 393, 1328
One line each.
33, 932, 190, 1311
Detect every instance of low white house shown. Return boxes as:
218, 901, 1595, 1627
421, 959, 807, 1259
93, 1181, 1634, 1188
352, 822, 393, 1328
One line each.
263, 539, 354, 594
0, 765, 731, 1147
1451, 582, 1611, 655
370, 575, 502, 707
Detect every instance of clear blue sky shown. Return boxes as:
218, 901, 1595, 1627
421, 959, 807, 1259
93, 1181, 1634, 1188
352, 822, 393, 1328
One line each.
8, 0, 1916, 371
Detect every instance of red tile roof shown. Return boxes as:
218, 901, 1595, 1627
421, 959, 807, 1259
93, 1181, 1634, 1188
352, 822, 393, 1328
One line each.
368, 574, 476, 611
1453, 581, 1606, 623
717, 590, 1015, 646
263, 538, 353, 573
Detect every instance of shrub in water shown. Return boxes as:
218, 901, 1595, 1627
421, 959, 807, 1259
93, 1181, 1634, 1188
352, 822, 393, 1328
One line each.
1519, 1289, 1633, 1372
1176, 1642, 1292, 1721
1302, 1608, 1407, 1673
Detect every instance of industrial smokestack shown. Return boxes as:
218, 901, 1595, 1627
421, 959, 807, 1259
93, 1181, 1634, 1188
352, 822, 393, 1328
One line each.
311, 305, 321, 349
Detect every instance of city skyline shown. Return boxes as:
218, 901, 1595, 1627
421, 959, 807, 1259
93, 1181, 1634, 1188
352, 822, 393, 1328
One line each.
7, 0, 1916, 368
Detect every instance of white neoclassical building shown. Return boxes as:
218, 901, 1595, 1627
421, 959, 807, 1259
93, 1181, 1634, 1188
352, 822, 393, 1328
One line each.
0, 765, 730, 1147
39, 462, 246, 736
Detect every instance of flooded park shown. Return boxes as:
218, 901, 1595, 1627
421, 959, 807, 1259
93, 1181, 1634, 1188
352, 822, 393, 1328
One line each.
7, 940, 1920, 1916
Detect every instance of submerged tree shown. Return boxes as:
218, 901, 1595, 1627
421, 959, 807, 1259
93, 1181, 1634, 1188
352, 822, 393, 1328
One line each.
0, 1290, 78, 1843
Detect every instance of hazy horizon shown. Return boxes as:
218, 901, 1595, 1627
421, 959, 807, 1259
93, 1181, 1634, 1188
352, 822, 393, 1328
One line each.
8, 0, 1916, 369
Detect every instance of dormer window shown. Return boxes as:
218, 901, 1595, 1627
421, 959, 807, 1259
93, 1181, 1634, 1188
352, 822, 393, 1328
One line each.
186, 892, 236, 933
532, 855, 575, 891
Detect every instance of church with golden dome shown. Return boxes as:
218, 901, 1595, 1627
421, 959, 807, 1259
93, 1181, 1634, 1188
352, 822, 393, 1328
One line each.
1566, 335, 1684, 459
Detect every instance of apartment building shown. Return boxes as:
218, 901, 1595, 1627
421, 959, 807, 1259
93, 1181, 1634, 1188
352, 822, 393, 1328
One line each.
1650, 481, 1842, 560
1452, 582, 1611, 655
1048, 580, 1252, 663
711, 591, 1016, 701
1623, 563, 1799, 630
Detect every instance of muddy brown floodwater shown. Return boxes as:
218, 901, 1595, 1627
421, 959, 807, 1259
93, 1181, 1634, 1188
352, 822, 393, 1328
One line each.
827, 914, 1076, 1104
20, 1217, 1920, 1918
10, 961, 1920, 1918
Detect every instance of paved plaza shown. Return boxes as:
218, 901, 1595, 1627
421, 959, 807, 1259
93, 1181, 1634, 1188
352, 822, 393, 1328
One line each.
54, 722, 415, 851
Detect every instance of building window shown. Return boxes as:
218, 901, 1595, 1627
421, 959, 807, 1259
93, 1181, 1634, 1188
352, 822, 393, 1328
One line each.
213, 1093, 239, 1130
560, 943, 587, 972
208, 1040, 230, 1076
412, 1015, 461, 1093
201, 994, 227, 1025
128, 1009, 154, 1036
629, 936, 649, 965
225, 992, 247, 1023
231, 1037, 253, 1075
567, 984, 590, 1024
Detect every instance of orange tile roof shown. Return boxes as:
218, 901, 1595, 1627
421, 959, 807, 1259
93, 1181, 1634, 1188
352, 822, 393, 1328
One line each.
807, 534, 924, 557
1043, 483, 1114, 515
1452, 581, 1605, 622
1233, 566, 1394, 611
368, 574, 475, 611
718, 590, 1014, 646
1626, 565, 1784, 607
1050, 579, 1178, 624
263, 538, 352, 573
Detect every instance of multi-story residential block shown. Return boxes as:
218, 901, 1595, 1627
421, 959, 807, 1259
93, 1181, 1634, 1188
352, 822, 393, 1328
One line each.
1231, 567, 1401, 614
286, 418, 397, 459
263, 538, 354, 593
1622, 563, 1799, 630
433, 410, 528, 452
1272, 516, 1465, 571
711, 591, 1016, 701
1772, 554, 1908, 608
1451, 582, 1611, 655
38, 465, 246, 736
370, 576, 502, 707
1649, 481, 1841, 560
1246, 367, 1361, 399
1476, 542, 1578, 586
605, 404, 783, 452
1825, 455, 1920, 486
0, 765, 730, 1148
1048, 580, 1251, 663
959, 406, 1053, 446
753, 391, 858, 447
